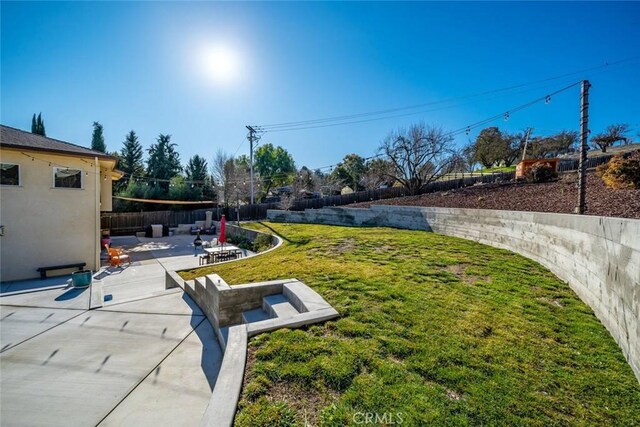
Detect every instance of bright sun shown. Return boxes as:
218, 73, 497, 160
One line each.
200, 45, 240, 85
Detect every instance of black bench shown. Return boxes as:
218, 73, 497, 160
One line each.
37, 263, 86, 280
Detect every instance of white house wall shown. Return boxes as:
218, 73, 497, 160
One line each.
0, 149, 101, 281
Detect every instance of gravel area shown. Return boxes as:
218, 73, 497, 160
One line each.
352, 171, 640, 219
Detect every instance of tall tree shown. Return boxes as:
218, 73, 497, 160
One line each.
361, 158, 395, 190
212, 150, 240, 206
185, 155, 209, 183
592, 123, 630, 153
31, 113, 46, 136
528, 130, 578, 158
379, 123, 456, 195
472, 127, 514, 168
472, 127, 502, 168
146, 134, 181, 192
115, 131, 144, 193
91, 121, 106, 152
254, 143, 296, 199
119, 131, 145, 177
331, 154, 366, 191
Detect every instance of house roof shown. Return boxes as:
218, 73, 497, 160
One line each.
0, 124, 116, 161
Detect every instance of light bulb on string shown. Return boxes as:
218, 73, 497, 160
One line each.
504, 112, 510, 121
545, 95, 551, 104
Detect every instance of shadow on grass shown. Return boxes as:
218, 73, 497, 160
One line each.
255, 221, 310, 246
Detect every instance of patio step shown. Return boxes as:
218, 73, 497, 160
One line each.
242, 294, 300, 324
263, 294, 299, 320
242, 308, 271, 324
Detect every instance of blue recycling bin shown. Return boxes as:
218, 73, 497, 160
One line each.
71, 270, 92, 288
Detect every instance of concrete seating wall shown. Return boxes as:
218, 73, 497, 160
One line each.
267, 206, 640, 382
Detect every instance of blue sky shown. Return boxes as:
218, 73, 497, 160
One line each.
2, 1, 639, 173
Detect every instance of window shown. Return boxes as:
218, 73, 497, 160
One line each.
1, 163, 20, 186
53, 167, 83, 189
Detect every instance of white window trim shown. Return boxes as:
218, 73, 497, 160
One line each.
0, 163, 21, 187
52, 166, 84, 189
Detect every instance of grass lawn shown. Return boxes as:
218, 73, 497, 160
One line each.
476, 165, 517, 173
181, 222, 640, 426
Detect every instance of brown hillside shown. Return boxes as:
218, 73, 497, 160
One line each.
352, 171, 640, 219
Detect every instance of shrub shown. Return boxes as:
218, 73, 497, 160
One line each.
253, 233, 273, 253
525, 163, 557, 183
226, 232, 273, 252
596, 152, 640, 189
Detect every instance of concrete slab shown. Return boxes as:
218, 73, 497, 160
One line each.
98, 263, 167, 305
0, 306, 84, 353
99, 318, 222, 427
0, 286, 90, 310
0, 275, 71, 294
0, 310, 204, 427
99, 291, 203, 317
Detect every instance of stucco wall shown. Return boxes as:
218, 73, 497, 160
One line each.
267, 206, 640, 381
0, 149, 108, 281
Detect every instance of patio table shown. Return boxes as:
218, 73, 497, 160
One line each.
202, 245, 243, 264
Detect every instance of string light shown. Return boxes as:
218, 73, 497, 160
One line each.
545, 95, 551, 104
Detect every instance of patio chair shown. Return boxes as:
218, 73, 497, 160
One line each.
105, 244, 131, 267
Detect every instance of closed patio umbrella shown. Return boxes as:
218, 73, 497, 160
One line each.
219, 214, 226, 247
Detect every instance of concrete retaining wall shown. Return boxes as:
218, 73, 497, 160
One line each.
267, 206, 640, 381
216, 222, 280, 247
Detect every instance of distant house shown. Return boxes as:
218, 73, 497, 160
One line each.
0, 125, 122, 281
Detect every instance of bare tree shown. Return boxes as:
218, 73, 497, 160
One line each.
592, 123, 630, 153
212, 150, 232, 206
379, 123, 457, 195
360, 158, 395, 190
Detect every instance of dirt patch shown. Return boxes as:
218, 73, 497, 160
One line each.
446, 389, 463, 401
333, 238, 357, 255
268, 382, 339, 426
351, 171, 640, 219
241, 345, 338, 425
445, 264, 491, 285
538, 297, 564, 308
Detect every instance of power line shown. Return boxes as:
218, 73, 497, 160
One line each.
255, 57, 638, 132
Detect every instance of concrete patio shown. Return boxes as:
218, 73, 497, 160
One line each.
0, 233, 248, 426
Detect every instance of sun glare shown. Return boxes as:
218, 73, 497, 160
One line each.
200, 44, 241, 85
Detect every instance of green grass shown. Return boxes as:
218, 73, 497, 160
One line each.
475, 165, 517, 173
181, 222, 640, 426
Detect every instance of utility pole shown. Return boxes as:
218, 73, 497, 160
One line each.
576, 80, 591, 214
521, 127, 533, 162
246, 126, 259, 205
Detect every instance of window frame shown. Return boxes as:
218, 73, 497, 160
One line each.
52, 166, 84, 189
0, 163, 21, 187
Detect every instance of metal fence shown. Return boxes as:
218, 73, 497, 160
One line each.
558, 152, 619, 173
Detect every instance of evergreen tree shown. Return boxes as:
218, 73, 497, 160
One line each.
185, 155, 208, 182
146, 134, 181, 193
114, 131, 145, 192
91, 121, 106, 152
31, 113, 46, 136
119, 131, 145, 177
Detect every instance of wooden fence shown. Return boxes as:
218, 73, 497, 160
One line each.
102, 149, 639, 234
101, 172, 514, 234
